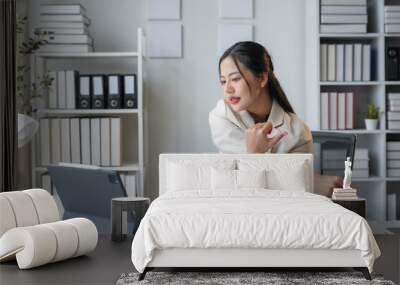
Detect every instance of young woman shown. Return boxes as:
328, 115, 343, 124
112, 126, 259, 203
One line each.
209, 41, 312, 154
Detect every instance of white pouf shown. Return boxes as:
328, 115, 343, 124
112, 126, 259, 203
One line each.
0, 189, 98, 269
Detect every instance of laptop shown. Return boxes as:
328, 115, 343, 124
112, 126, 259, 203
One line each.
47, 163, 128, 233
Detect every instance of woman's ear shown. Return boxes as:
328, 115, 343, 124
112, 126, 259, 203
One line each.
260, 72, 268, 88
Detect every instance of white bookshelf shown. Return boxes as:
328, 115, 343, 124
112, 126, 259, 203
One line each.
38, 109, 139, 116
320, 81, 381, 86
320, 33, 381, 38
35, 52, 140, 58
30, 28, 147, 197
306, 1, 400, 222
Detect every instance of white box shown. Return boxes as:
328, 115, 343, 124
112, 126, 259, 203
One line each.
50, 119, 61, 164
100, 118, 111, 166
80, 118, 91, 164
90, 118, 101, 166
57, 71, 66, 109
60, 118, 71, 163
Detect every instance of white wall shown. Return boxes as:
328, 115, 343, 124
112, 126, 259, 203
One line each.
28, 0, 308, 199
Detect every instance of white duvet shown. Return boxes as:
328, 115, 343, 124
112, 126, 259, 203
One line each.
131, 190, 380, 273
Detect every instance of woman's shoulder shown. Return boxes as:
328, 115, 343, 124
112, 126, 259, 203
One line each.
209, 99, 226, 117
284, 112, 312, 137
274, 112, 312, 153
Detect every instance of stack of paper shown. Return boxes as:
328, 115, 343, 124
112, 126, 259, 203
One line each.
322, 148, 369, 178
387, 93, 400, 129
37, 4, 94, 52
332, 187, 358, 200
385, 6, 400, 33
320, 0, 367, 34
387, 141, 400, 177
320, 43, 370, 82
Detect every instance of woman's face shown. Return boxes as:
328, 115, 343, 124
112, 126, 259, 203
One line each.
219, 56, 266, 112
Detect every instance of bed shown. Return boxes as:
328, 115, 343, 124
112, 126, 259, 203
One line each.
131, 153, 380, 280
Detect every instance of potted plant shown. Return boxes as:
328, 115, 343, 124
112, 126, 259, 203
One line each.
365, 103, 379, 130
16, 16, 54, 147
16, 15, 53, 116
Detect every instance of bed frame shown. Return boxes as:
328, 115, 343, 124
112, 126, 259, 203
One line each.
138, 154, 372, 281
140, 248, 370, 280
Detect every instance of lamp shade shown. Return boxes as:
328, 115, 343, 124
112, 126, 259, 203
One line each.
17, 113, 39, 148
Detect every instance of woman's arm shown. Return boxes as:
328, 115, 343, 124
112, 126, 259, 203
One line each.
209, 111, 247, 153
209, 112, 287, 154
288, 118, 313, 154
290, 139, 313, 153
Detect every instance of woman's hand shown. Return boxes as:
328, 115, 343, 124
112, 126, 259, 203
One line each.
245, 122, 288, 153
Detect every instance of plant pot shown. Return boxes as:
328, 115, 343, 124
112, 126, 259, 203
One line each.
365, 119, 378, 130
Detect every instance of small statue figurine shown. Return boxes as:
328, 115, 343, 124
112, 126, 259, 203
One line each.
343, 157, 352, 190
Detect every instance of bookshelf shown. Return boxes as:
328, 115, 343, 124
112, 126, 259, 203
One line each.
30, 28, 147, 197
306, 0, 400, 223
38, 109, 139, 116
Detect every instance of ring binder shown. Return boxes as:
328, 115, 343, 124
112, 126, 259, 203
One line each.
123, 74, 137, 109
78, 75, 91, 109
92, 75, 106, 109
107, 75, 122, 109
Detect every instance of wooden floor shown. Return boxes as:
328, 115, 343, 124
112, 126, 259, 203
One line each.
0, 235, 134, 285
1, 234, 398, 285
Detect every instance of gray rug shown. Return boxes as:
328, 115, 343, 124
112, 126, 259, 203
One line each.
116, 271, 396, 285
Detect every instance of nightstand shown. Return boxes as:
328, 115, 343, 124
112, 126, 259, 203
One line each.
332, 198, 366, 218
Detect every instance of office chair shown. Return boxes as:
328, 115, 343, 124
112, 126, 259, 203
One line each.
312, 131, 357, 176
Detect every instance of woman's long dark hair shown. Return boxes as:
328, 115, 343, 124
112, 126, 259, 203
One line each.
219, 41, 295, 114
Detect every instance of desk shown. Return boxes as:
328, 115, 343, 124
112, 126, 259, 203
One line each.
332, 198, 366, 218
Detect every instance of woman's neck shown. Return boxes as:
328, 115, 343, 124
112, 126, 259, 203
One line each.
247, 90, 272, 124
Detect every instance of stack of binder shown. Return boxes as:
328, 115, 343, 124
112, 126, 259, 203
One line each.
37, 4, 94, 53
332, 188, 358, 200
48, 71, 137, 109
320, 43, 370, 82
78, 74, 137, 109
320, 92, 354, 130
385, 6, 400, 33
387, 193, 399, 220
387, 141, 400, 177
39, 117, 122, 167
320, 0, 367, 34
387, 93, 400, 129
322, 148, 369, 178
48, 70, 78, 109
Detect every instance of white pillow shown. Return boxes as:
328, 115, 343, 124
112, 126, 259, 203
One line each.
211, 168, 236, 190
211, 168, 267, 190
237, 158, 309, 191
266, 163, 307, 191
236, 169, 267, 189
167, 159, 235, 191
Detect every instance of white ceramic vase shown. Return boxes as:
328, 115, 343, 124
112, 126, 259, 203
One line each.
365, 119, 378, 130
